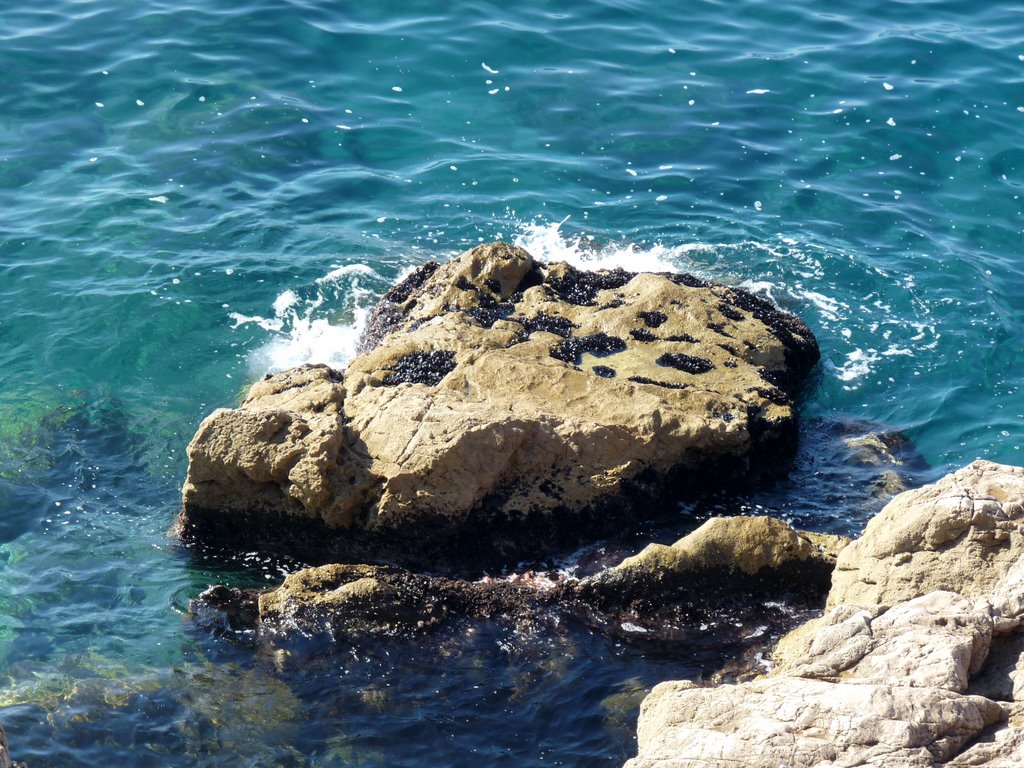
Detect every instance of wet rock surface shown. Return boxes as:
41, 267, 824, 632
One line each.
625, 461, 1024, 768
178, 242, 819, 569
191, 515, 841, 661
573, 516, 847, 617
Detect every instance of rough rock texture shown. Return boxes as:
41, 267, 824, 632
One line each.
575, 515, 848, 613
625, 461, 1024, 768
194, 563, 557, 651
192, 514, 848, 653
826, 461, 1024, 610
629, 677, 1004, 768
179, 242, 819, 568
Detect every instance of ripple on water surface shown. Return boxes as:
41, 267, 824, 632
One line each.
2, 0, 1024, 764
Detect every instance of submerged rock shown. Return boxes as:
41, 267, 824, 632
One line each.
178, 242, 819, 568
194, 562, 558, 655
625, 461, 1024, 768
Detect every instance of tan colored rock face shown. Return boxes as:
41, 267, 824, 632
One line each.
179, 242, 819, 567
624, 462, 1024, 768
576, 516, 848, 612
828, 461, 1024, 610
627, 677, 1004, 768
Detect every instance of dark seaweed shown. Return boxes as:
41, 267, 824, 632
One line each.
382, 351, 457, 386
546, 265, 634, 306
384, 261, 439, 304
758, 367, 787, 389
666, 272, 708, 289
656, 353, 715, 374
357, 261, 440, 353
718, 286, 821, 391
628, 375, 688, 390
522, 314, 577, 338
460, 299, 515, 328
718, 303, 745, 322
592, 365, 616, 378
751, 385, 791, 406
629, 328, 658, 342
637, 311, 667, 328
550, 333, 627, 364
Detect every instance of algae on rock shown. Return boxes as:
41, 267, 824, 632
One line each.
179, 241, 820, 568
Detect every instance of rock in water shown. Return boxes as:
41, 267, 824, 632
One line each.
826, 460, 1024, 610
178, 242, 819, 567
575, 516, 848, 614
625, 461, 1024, 768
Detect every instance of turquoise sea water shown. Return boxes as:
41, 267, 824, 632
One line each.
1, 0, 1023, 764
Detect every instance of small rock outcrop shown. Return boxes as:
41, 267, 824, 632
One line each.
178, 242, 819, 568
575, 516, 848, 614
193, 562, 561, 657
624, 461, 1024, 768
255, 563, 547, 642
192, 515, 844, 654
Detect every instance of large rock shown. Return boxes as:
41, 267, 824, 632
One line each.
625, 461, 1024, 768
178, 242, 819, 568
826, 461, 1024, 610
628, 677, 1004, 768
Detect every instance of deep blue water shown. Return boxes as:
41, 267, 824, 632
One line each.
1, 0, 1023, 764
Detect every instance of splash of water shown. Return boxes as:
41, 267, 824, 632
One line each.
230, 264, 378, 375
229, 218, 939, 390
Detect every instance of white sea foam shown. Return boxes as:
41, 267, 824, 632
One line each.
513, 217, 684, 274
833, 349, 880, 381
231, 263, 379, 375
620, 622, 649, 634
235, 220, 940, 392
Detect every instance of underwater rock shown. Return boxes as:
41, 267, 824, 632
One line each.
0, 726, 17, 768
625, 461, 1024, 768
179, 241, 819, 568
194, 563, 556, 651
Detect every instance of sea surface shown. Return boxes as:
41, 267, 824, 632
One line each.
1, 0, 1023, 764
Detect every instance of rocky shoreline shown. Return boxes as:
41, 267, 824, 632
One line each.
628, 461, 1024, 767
6, 243, 1015, 766
186, 461, 1024, 767
174, 243, 1024, 767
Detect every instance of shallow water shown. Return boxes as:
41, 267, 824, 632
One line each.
1, 0, 1023, 764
